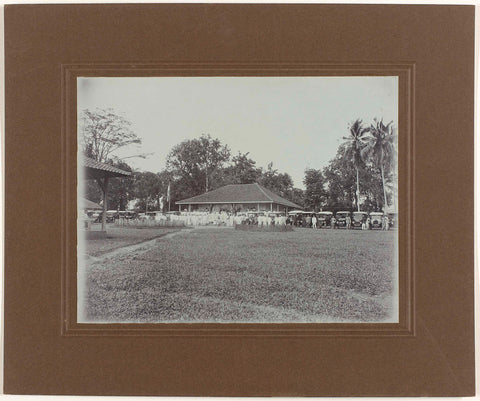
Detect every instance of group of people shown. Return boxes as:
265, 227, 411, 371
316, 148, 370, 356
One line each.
160, 211, 286, 227
162, 211, 291, 228
113, 209, 393, 231
290, 213, 392, 230
171, 211, 393, 230
294, 214, 337, 229
358, 215, 391, 230
169, 211, 235, 227
241, 213, 288, 227
290, 214, 328, 228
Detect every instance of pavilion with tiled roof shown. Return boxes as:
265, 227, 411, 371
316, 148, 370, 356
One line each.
82, 156, 133, 180
176, 183, 302, 213
82, 156, 131, 233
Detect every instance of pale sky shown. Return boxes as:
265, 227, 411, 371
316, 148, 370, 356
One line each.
78, 76, 398, 188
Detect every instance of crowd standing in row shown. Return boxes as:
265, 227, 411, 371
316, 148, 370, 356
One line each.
87, 209, 395, 231
167, 211, 288, 227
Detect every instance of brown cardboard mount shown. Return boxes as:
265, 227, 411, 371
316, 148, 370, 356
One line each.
3, 4, 475, 396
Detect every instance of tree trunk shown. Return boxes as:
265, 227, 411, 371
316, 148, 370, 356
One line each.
356, 167, 360, 212
381, 166, 388, 211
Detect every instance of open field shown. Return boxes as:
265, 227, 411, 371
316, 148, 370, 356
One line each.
79, 227, 397, 323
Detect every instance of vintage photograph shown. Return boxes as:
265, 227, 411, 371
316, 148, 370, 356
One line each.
77, 76, 398, 323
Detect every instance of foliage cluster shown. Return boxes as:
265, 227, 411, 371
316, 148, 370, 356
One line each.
81, 109, 396, 213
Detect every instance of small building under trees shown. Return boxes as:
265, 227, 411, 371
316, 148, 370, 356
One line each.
176, 183, 302, 213
81, 197, 102, 211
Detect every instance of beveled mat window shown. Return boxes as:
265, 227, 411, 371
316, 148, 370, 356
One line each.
62, 63, 414, 337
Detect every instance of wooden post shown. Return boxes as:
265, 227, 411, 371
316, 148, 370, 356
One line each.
101, 177, 109, 232
257, 203, 260, 212
270, 203, 273, 212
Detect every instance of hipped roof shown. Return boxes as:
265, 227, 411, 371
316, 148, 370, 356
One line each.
82, 156, 132, 179
176, 183, 302, 209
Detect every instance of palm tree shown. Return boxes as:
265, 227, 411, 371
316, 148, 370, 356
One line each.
362, 118, 396, 211
342, 119, 370, 211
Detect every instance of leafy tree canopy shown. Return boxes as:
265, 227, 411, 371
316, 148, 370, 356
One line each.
258, 162, 294, 199
323, 148, 386, 212
80, 108, 141, 163
303, 168, 327, 211
166, 134, 230, 194
228, 152, 262, 184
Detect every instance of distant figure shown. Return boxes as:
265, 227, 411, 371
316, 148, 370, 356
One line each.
346, 215, 352, 230
383, 215, 389, 231
295, 216, 302, 227
366, 217, 371, 230
264, 215, 270, 227
305, 215, 312, 228
331, 216, 336, 229
312, 215, 318, 229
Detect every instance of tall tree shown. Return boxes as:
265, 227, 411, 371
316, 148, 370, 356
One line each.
228, 152, 262, 184
79, 108, 141, 163
208, 152, 262, 189
303, 168, 326, 211
362, 119, 396, 211
198, 135, 231, 192
166, 134, 230, 195
79, 109, 143, 228
341, 119, 370, 211
323, 149, 385, 212
323, 154, 356, 211
133, 171, 164, 213
288, 188, 305, 209
259, 162, 294, 199
106, 160, 135, 211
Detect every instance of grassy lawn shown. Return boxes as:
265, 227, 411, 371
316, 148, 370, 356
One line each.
80, 227, 397, 323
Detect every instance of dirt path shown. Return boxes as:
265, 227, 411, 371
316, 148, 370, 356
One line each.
85, 230, 186, 264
